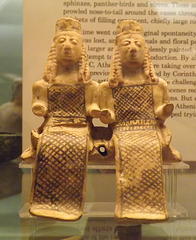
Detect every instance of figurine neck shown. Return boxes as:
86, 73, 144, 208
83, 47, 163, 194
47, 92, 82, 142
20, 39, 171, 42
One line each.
122, 65, 146, 85
57, 61, 79, 74
55, 62, 80, 84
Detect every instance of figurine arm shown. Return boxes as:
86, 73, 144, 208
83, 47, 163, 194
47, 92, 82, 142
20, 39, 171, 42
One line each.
32, 79, 48, 117
85, 81, 101, 118
99, 82, 115, 124
154, 79, 173, 123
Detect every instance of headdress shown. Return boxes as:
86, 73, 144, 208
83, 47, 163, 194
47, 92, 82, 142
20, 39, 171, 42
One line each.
55, 17, 82, 37
116, 20, 144, 38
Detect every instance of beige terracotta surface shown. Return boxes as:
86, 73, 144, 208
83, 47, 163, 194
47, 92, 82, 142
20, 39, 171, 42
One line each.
21, 18, 99, 221
98, 20, 181, 223
21, 18, 181, 223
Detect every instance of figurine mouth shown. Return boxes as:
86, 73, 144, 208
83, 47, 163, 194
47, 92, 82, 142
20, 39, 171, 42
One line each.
128, 53, 138, 61
64, 50, 72, 56
63, 53, 74, 60
64, 53, 72, 56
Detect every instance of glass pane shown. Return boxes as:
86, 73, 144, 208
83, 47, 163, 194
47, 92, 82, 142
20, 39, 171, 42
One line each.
0, 0, 22, 133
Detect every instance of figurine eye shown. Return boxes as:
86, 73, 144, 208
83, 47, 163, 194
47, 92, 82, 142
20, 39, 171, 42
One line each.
58, 38, 66, 43
70, 38, 79, 45
120, 40, 130, 46
135, 41, 142, 47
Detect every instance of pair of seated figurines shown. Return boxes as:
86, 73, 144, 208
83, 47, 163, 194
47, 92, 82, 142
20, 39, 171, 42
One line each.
21, 18, 181, 223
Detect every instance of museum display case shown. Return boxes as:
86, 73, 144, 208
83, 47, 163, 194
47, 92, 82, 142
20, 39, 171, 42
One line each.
1, 0, 196, 239
19, 161, 190, 218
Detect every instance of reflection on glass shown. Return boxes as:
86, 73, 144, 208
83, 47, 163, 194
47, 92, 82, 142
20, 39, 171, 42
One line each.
0, 0, 22, 163
28, 225, 83, 240
114, 225, 142, 240
0, 78, 22, 133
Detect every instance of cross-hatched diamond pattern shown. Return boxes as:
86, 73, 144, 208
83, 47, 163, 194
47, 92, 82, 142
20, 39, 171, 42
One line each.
48, 84, 85, 118
114, 84, 167, 220
31, 131, 87, 217
116, 129, 166, 217
112, 85, 154, 123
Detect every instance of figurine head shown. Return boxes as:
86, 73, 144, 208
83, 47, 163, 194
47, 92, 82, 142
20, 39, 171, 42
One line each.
117, 33, 146, 69
109, 20, 157, 88
54, 31, 83, 67
43, 18, 90, 84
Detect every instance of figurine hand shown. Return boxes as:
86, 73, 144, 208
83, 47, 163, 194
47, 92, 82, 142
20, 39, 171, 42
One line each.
90, 109, 101, 118
156, 103, 174, 122
87, 104, 101, 118
32, 103, 47, 117
163, 104, 174, 117
100, 109, 115, 124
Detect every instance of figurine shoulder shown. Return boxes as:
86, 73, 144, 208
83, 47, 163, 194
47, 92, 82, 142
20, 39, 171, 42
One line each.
90, 80, 99, 88
99, 81, 110, 91
32, 79, 48, 90
157, 78, 168, 87
85, 80, 99, 91
156, 78, 168, 90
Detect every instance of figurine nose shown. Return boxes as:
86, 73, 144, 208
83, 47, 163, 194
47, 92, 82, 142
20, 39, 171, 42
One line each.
129, 44, 137, 53
63, 40, 72, 49
128, 40, 137, 52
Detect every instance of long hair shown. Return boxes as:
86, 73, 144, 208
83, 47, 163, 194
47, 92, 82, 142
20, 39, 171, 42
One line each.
43, 41, 91, 84
108, 41, 157, 88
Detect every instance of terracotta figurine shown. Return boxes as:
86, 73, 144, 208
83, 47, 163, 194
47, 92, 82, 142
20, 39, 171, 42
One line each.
21, 18, 99, 221
99, 20, 181, 223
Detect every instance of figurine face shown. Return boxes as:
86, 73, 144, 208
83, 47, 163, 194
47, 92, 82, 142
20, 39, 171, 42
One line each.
118, 34, 145, 68
55, 32, 83, 66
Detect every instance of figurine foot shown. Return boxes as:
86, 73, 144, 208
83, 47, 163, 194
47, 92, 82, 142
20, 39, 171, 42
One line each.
115, 211, 168, 224
30, 206, 83, 221
21, 147, 35, 160
162, 145, 182, 164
